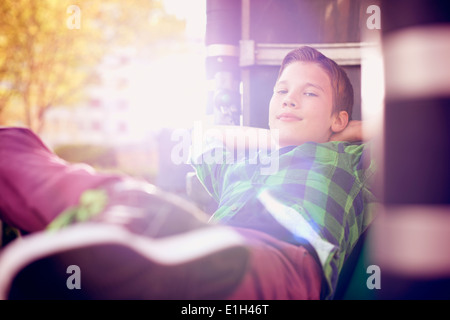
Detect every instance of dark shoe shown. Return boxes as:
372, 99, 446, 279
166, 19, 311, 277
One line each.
0, 182, 249, 300
0, 224, 249, 300
95, 179, 215, 239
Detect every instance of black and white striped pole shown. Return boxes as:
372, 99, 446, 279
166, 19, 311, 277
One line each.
373, 0, 450, 299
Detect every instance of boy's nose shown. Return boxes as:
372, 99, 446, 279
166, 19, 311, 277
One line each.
283, 97, 297, 108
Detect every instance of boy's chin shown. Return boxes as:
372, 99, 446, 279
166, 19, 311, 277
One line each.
278, 137, 307, 148
278, 135, 331, 148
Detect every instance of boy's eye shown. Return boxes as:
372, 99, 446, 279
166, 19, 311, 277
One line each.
276, 89, 287, 94
304, 92, 318, 97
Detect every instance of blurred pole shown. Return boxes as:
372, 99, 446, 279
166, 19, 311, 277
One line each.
205, 0, 242, 125
373, 0, 450, 299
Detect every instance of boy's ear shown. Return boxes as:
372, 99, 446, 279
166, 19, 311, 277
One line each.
331, 111, 349, 133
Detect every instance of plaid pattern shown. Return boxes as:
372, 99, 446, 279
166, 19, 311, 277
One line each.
190, 140, 377, 299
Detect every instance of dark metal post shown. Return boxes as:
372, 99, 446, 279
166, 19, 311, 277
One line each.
205, 0, 242, 125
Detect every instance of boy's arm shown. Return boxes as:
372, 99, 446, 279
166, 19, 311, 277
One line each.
189, 124, 274, 201
199, 124, 275, 151
330, 120, 376, 142
205, 122, 369, 148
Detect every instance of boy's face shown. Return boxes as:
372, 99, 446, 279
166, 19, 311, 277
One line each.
269, 61, 337, 147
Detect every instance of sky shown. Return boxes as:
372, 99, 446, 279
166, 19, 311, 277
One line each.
163, 0, 207, 40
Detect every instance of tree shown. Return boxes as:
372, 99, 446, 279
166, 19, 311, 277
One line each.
0, 0, 185, 132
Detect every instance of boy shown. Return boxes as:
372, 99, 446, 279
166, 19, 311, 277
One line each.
191, 46, 375, 299
0, 46, 375, 300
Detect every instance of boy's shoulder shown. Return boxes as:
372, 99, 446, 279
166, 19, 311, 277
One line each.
285, 141, 373, 177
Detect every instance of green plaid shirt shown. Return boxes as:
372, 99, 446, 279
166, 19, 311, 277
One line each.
190, 139, 377, 299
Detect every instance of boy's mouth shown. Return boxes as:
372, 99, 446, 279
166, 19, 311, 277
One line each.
277, 113, 302, 121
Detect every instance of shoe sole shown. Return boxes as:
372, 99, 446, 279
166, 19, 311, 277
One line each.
0, 223, 249, 300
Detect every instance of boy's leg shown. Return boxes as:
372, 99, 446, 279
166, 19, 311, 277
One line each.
0, 127, 250, 299
0, 127, 122, 232
0, 127, 321, 300
0, 222, 321, 300
227, 228, 322, 300
0, 127, 210, 235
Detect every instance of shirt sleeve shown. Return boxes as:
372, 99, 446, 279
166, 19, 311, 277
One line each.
188, 135, 233, 202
